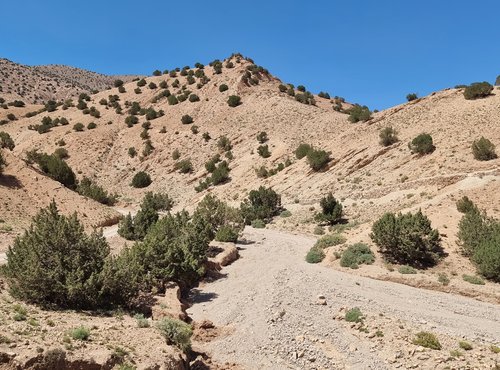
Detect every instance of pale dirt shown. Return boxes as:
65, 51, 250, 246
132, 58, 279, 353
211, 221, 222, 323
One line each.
188, 227, 500, 369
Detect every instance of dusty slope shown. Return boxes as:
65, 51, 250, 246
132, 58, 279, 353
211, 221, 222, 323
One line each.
188, 227, 500, 369
0, 58, 139, 104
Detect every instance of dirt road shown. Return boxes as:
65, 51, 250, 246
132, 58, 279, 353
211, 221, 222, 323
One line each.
187, 227, 500, 369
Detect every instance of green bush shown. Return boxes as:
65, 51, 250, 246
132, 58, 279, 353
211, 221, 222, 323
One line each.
219, 84, 228, 92
471, 137, 497, 161
137, 79, 146, 87
211, 161, 230, 185
114, 80, 124, 87
315, 234, 346, 249
406, 93, 418, 101
215, 225, 239, 243
348, 105, 372, 123
33, 153, 77, 189
305, 246, 325, 263
128, 147, 137, 158
0, 132, 15, 150
463, 82, 493, 100
315, 193, 343, 225
0, 151, 5, 174
472, 226, 500, 281
456, 196, 475, 214
217, 136, 232, 152
345, 307, 363, 323
251, 219, 266, 228
135, 313, 150, 328
295, 143, 313, 159
131, 171, 152, 188
175, 159, 193, 174
70, 327, 90, 341
87, 122, 97, 130
4, 202, 111, 309
379, 127, 398, 146
370, 210, 443, 267
257, 144, 271, 158
462, 274, 485, 285
240, 186, 281, 224
156, 318, 192, 352
457, 206, 490, 257
167, 95, 179, 105
340, 243, 375, 269
459, 341, 473, 351
77, 177, 117, 206
409, 133, 435, 155
181, 115, 193, 124
256, 131, 268, 143
73, 122, 84, 132
398, 265, 417, 274
188, 94, 200, 102
307, 149, 330, 171
413, 332, 441, 350
227, 95, 241, 107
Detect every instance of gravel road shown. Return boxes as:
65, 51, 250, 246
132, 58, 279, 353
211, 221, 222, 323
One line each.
187, 227, 500, 369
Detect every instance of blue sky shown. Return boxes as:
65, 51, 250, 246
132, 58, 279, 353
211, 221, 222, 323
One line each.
1, 0, 499, 109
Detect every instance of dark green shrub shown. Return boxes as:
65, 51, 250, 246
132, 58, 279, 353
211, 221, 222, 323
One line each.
227, 95, 241, 107
463, 82, 493, 100
318, 91, 330, 99
295, 143, 313, 159
257, 145, 271, 158
413, 332, 441, 350
251, 219, 265, 228
457, 206, 491, 257
73, 123, 84, 132
7, 113, 16, 121
340, 243, 375, 269
315, 193, 343, 225
148, 82, 157, 89
278, 84, 287, 93
152, 70, 161, 76
137, 79, 146, 87
305, 246, 325, 264
156, 318, 192, 352
307, 149, 330, 171
191, 125, 199, 134
77, 177, 117, 206
167, 95, 179, 105
211, 161, 230, 185
0, 132, 15, 150
409, 133, 435, 155
240, 186, 281, 224
175, 159, 193, 174
0, 151, 5, 174
202, 132, 211, 141
256, 131, 268, 143
379, 127, 398, 146
456, 196, 476, 214
131, 171, 152, 188
34, 153, 77, 189
172, 149, 181, 160
472, 137, 497, 161
496, 75, 500, 86
4, 202, 111, 309
189, 94, 200, 102
128, 147, 137, 158
217, 136, 232, 151
215, 225, 239, 243
297, 85, 306, 92
118, 86, 126, 93
87, 122, 97, 130
53, 148, 69, 159
370, 210, 443, 267
471, 225, 500, 281
114, 80, 124, 87
406, 93, 418, 101
315, 234, 346, 249
348, 105, 372, 123
181, 115, 193, 124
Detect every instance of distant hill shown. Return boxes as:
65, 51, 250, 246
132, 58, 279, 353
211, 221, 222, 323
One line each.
0, 58, 140, 104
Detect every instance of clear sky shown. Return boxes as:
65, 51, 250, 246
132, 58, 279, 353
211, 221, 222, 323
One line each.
1, 0, 499, 110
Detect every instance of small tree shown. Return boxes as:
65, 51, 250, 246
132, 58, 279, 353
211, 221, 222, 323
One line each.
315, 193, 343, 225
307, 149, 330, 171
464, 82, 493, 100
379, 127, 398, 146
370, 210, 443, 267
181, 115, 193, 124
227, 95, 241, 107
409, 133, 435, 155
472, 137, 497, 161
131, 171, 152, 188
406, 93, 418, 101
348, 105, 372, 123
240, 186, 281, 224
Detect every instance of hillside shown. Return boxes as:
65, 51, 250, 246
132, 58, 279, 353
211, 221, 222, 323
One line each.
0, 53, 499, 369
0, 58, 139, 104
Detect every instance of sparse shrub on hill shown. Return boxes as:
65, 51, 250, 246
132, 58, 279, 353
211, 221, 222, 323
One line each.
114, 79, 124, 87
463, 82, 493, 100
217, 136, 232, 152
240, 186, 281, 224
413, 332, 441, 350
496, 75, 500, 86
340, 243, 375, 269
167, 95, 179, 105
148, 82, 157, 89
256, 131, 268, 143
211, 161, 230, 185
297, 85, 306, 92
73, 122, 84, 132
278, 84, 287, 93
175, 159, 193, 174
456, 196, 476, 214
406, 93, 418, 101
295, 143, 313, 159
305, 246, 325, 264
29, 152, 77, 189
370, 210, 443, 267
257, 145, 271, 158
189, 94, 200, 102
348, 105, 372, 123
307, 148, 330, 171
128, 147, 137, 158
53, 148, 69, 159
125, 115, 139, 127
77, 177, 117, 205
218, 84, 228, 93
315, 193, 343, 225
181, 115, 193, 124
202, 132, 211, 142
87, 122, 97, 130
472, 137, 497, 161
409, 133, 435, 155
7, 113, 16, 121
131, 171, 152, 188
137, 79, 147, 87
318, 91, 330, 99
379, 127, 398, 146
134, 88, 142, 94
227, 95, 241, 107
152, 70, 161, 76
118, 86, 126, 93
0, 132, 15, 150
0, 151, 5, 174
156, 318, 192, 353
